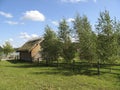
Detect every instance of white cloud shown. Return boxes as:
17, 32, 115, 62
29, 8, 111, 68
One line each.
61, 0, 97, 3
31, 34, 39, 39
20, 32, 30, 39
9, 38, 14, 42
22, 10, 45, 21
0, 11, 13, 18
20, 32, 39, 40
3, 38, 19, 48
67, 18, 75, 22
5, 21, 18, 25
93, 0, 97, 3
5, 38, 14, 43
20, 22, 25, 25
51, 18, 74, 26
61, 0, 87, 3
93, 0, 96, 2
5, 20, 24, 25
52, 21, 59, 26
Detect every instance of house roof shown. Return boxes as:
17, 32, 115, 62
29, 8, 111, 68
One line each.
17, 38, 43, 52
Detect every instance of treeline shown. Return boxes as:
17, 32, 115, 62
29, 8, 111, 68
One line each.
0, 42, 14, 58
41, 10, 120, 65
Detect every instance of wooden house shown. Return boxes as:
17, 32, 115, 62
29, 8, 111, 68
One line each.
17, 38, 43, 62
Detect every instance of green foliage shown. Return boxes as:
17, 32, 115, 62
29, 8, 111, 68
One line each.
58, 19, 76, 63
73, 14, 97, 63
58, 19, 70, 43
62, 43, 76, 63
0, 46, 3, 54
113, 20, 120, 57
41, 10, 120, 65
0, 46, 3, 60
41, 25, 61, 64
96, 10, 119, 63
108, 55, 120, 64
2, 41, 14, 56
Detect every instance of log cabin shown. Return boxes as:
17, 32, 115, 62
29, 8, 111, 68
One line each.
17, 38, 43, 62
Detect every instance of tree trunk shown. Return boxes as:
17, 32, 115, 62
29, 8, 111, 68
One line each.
97, 60, 100, 75
72, 60, 75, 72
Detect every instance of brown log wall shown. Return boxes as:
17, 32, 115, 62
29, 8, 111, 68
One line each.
20, 51, 32, 61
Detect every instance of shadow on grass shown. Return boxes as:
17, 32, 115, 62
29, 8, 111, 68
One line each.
30, 69, 98, 76
6, 59, 32, 64
6, 60, 120, 77
6, 60, 59, 71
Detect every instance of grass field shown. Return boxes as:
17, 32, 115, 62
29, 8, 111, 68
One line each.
0, 60, 120, 90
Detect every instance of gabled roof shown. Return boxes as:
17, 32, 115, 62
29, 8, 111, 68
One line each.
18, 38, 43, 52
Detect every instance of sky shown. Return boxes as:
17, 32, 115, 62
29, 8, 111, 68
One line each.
0, 0, 120, 48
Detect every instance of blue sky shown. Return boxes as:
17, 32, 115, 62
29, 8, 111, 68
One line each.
0, 0, 120, 47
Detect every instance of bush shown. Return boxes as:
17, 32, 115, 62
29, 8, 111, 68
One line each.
108, 55, 120, 64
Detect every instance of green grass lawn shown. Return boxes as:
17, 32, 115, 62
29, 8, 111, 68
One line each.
0, 60, 120, 90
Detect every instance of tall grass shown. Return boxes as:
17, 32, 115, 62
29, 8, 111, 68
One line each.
0, 60, 119, 90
